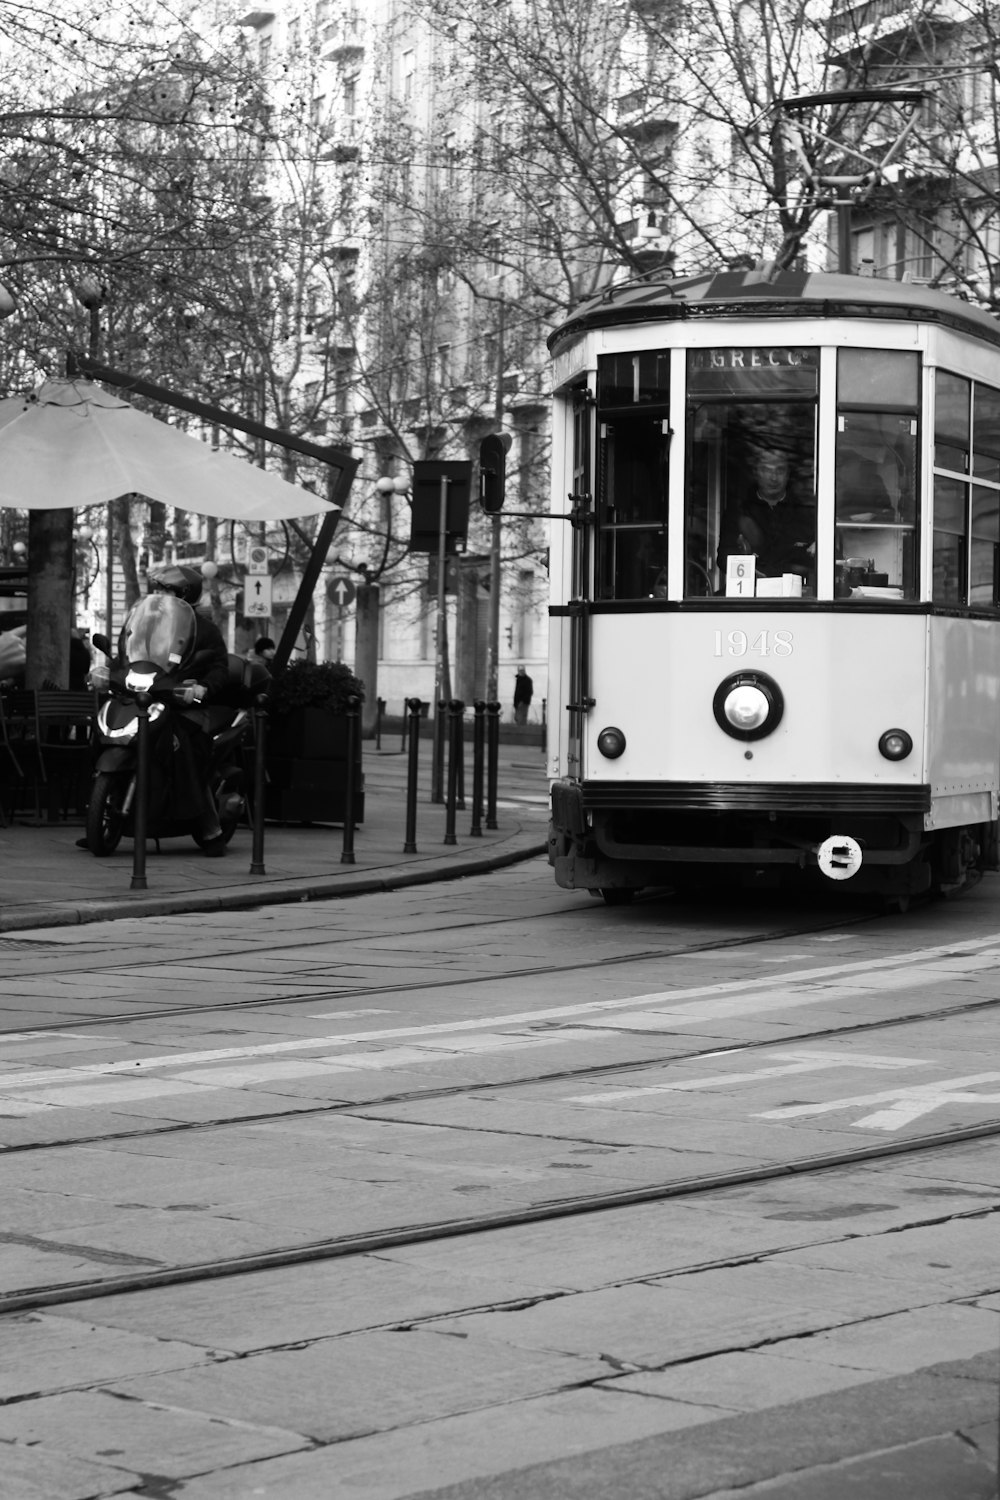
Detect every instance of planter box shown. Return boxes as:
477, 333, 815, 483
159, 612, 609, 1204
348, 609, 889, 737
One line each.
267, 707, 352, 761
264, 756, 365, 825
264, 709, 364, 825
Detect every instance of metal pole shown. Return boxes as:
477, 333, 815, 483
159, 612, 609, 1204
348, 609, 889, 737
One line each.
250, 696, 268, 875
341, 693, 361, 864
443, 698, 463, 845
130, 699, 149, 891
486, 699, 500, 830
431, 474, 448, 803
105, 501, 114, 649
837, 203, 852, 275
403, 696, 421, 853
433, 699, 446, 805
470, 699, 485, 837
487, 300, 504, 703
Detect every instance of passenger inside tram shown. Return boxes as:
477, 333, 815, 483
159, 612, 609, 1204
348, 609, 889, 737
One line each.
717, 446, 817, 586
685, 386, 817, 597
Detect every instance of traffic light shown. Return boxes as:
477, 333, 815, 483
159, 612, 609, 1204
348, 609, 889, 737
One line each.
479, 432, 512, 513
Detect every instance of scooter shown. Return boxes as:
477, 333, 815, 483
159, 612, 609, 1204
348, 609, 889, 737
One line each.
84, 593, 262, 856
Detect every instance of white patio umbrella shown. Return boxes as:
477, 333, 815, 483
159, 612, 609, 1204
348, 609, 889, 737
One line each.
0, 378, 340, 519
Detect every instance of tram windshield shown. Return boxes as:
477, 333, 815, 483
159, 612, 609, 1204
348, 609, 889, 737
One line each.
592, 342, 927, 604
686, 346, 818, 598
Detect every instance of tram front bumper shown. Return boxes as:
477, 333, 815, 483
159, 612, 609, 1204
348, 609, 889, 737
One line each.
549, 777, 929, 879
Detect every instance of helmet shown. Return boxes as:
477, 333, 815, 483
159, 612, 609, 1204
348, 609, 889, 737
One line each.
149, 564, 203, 606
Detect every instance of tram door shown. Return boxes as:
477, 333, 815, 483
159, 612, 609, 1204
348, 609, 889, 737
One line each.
566, 388, 594, 777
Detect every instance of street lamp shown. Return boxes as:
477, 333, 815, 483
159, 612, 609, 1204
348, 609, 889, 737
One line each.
73, 276, 115, 642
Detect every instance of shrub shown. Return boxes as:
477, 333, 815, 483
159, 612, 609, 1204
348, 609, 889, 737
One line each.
268, 659, 365, 716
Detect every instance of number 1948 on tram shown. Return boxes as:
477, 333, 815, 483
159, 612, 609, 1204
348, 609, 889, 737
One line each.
545, 267, 1000, 907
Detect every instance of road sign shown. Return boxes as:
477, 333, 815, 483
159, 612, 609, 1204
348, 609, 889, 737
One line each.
245, 574, 272, 617
247, 544, 270, 575
409, 460, 472, 554
328, 575, 356, 610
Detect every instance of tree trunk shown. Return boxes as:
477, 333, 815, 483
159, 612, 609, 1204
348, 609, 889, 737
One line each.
355, 581, 380, 736
26, 508, 74, 688
113, 495, 141, 611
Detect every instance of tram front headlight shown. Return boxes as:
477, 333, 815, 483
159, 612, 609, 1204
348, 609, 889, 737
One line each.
597, 725, 626, 759
713, 671, 784, 741
879, 728, 913, 761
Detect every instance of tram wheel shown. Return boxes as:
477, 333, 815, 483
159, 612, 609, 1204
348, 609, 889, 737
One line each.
881, 894, 911, 915
600, 888, 638, 906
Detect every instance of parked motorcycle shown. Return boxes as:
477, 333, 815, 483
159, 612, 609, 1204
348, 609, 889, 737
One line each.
84, 592, 263, 856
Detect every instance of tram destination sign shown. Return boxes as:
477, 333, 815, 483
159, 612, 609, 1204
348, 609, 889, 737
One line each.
688, 346, 818, 397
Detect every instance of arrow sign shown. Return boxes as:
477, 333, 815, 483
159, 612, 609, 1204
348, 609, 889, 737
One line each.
328, 575, 356, 609
245, 574, 272, 617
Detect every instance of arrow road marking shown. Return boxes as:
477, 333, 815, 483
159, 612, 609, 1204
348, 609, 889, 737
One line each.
565, 1050, 930, 1105
756, 1071, 1000, 1131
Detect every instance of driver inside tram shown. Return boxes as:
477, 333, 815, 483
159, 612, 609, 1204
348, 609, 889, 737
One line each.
717, 446, 816, 585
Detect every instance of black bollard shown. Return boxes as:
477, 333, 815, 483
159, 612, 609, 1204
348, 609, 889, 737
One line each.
403, 696, 422, 853
456, 704, 466, 811
130, 696, 150, 891
341, 693, 361, 864
249, 695, 268, 875
375, 696, 385, 750
443, 698, 464, 845
432, 700, 446, 803
470, 700, 486, 837
485, 700, 501, 830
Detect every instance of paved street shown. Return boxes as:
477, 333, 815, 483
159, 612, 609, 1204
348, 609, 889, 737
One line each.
0, 801, 997, 1498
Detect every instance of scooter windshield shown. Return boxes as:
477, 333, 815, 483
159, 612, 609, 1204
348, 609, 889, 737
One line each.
121, 594, 196, 672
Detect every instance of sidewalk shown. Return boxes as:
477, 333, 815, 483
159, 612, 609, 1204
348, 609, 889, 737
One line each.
0, 743, 550, 934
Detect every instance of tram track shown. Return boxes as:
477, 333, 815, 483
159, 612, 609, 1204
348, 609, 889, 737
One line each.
4, 907, 999, 1324
2, 990, 999, 1160
2, 1114, 998, 1319
0, 901, 894, 1035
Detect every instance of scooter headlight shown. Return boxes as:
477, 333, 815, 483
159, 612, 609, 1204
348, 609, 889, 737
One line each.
125, 665, 159, 693
713, 671, 784, 741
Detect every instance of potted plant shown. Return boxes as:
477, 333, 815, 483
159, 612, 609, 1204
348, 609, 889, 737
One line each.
264, 660, 366, 825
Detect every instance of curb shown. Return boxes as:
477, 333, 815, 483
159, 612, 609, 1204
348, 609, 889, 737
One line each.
0, 842, 549, 935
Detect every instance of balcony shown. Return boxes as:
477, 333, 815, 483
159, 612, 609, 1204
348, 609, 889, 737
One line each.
320, 16, 364, 60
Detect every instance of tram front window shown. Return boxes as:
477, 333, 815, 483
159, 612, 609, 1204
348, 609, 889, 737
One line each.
685, 345, 818, 598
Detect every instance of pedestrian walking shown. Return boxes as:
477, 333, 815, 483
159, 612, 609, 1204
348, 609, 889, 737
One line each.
513, 666, 533, 725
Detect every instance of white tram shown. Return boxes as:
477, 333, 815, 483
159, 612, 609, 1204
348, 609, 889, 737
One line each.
545, 268, 1000, 906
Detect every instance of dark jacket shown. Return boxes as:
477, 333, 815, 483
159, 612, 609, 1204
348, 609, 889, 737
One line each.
189, 613, 230, 702
717, 494, 815, 578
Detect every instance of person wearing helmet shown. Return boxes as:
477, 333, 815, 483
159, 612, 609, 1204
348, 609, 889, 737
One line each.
147, 565, 232, 854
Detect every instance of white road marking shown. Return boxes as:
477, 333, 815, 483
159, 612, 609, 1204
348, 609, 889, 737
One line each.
757, 1072, 1000, 1131
1, 933, 999, 1115
566, 1050, 930, 1105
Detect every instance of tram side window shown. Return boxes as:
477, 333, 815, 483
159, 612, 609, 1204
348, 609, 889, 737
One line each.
933, 373, 1000, 608
835, 350, 919, 602
596, 415, 670, 598
596, 350, 670, 600
685, 346, 818, 598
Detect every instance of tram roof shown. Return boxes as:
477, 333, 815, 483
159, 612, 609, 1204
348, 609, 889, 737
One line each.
548, 268, 1000, 352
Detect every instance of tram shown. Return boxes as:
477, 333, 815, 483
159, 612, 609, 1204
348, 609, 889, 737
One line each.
545, 267, 1000, 907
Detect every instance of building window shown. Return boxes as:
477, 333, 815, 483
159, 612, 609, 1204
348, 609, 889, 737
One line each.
402, 49, 415, 101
